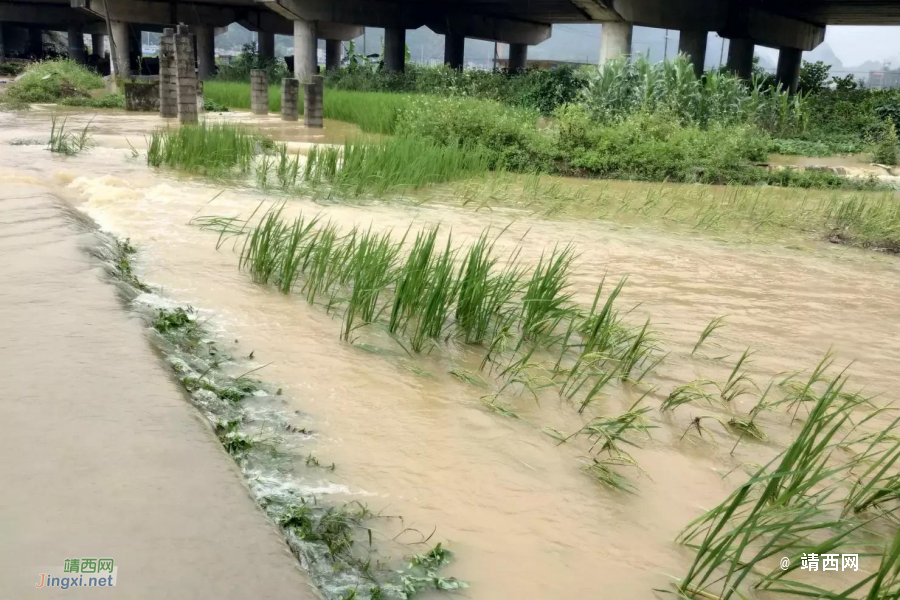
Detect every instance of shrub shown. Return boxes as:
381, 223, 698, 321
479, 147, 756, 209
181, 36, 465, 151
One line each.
215, 43, 288, 83
2, 59, 104, 106
555, 105, 770, 184
395, 96, 553, 170
873, 121, 899, 165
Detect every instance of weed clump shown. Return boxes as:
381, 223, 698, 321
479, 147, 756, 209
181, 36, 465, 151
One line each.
874, 120, 899, 166
2, 59, 104, 107
48, 114, 92, 155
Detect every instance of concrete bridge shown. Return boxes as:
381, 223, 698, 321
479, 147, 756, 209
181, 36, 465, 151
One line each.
1, 1, 898, 91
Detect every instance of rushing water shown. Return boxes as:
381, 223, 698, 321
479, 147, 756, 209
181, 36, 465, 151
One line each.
4, 107, 900, 598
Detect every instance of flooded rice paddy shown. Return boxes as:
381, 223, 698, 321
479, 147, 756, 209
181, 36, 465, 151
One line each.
3, 107, 900, 599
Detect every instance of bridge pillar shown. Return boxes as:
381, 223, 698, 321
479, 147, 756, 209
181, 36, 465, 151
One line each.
250, 69, 268, 114
0, 23, 6, 64
599, 21, 632, 64
257, 31, 274, 60
325, 38, 341, 70
678, 30, 708, 77
508, 43, 527, 71
109, 20, 130, 78
175, 23, 198, 123
91, 33, 105, 58
293, 17, 317, 81
281, 77, 299, 121
196, 26, 215, 80
159, 28, 177, 118
444, 33, 464, 70
67, 25, 86, 63
726, 38, 754, 79
128, 26, 142, 73
776, 47, 802, 94
26, 26, 42, 57
384, 27, 405, 72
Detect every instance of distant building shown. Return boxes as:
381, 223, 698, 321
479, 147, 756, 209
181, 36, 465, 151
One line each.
868, 69, 900, 89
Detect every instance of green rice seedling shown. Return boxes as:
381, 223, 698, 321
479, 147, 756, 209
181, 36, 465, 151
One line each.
275, 143, 301, 189
48, 114, 92, 155
455, 231, 525, 345
582, 455, 641, 493
341, 227, 401, 341
449, 369, 487, 388
409, 237, 457, 353
256, 152, 273, 187
276, 213, 323, 294
692, 316, 727, 355
147, 122, 262, 176
676, 371, 875, 599
660, 380, 720, 411
388, 225, 439, 336
239, 204, 288, 284
520, 245, 577, 342
719, 347, 757, 403
843, 412, 900, 518
299, 222, 342, 304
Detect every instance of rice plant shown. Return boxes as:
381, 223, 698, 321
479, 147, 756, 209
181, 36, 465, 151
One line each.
520, 245, 577, 342
692, 315, 727, 355
675, 369, 882, 599
302, 137, 491, 196
147, 122, 262, 176
48, 114, 92, 155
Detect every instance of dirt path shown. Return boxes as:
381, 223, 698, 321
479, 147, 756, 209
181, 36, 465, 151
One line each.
0, 183, 319, 599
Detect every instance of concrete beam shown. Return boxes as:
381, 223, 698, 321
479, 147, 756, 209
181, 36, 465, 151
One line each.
599, 20, 631, 63
238, 8, 360, 39
609, 0, 727, 31
255, 0, 423, 30
0, 3, 97, 27
568, 0, 621, 21
426, 13, 551, 46
72, 0, 234, 28
720, 6, 824, 51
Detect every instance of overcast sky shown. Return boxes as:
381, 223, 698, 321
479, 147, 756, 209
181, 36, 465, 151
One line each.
819, 26, 900, 65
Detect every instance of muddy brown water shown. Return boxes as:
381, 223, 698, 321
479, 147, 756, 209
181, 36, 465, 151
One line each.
3, 107, 900, 598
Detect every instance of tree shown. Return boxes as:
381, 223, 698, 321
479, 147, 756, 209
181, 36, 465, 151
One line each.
831, 74, 858, 92
798, 60, 831, 95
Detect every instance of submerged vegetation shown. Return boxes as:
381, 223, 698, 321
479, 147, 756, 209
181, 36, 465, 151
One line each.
95, 232, 464, 600
48, 114, 92, 155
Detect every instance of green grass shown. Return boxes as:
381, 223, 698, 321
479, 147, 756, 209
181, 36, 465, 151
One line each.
302, 137, 491, 196
147, 122, 263, 176
2, 59, 105, 107
48, 114, 92, 155
203, 83, 411, 135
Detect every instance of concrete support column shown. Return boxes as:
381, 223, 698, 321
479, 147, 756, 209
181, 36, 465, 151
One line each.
250, 69, 269, 114
726, 38, 754, 80
128, 27, 141, 73
678, 30, 708, 78
383, 27, 405, 73
776, 47, 802, 94
599, 21, 632, 64
159, 28, 177, 119
281, 77, 299, 121
109, 20, 130, 79
91, 33, 105, 57
444, 33, 464, 70
195, 26, 215, 80
325, 39, 341, 71
27, 26, 42, 57
508, 43, 527, 72
257, 31, 274, 60
0, 24, 6, 64
174, 24, 198, 124
67, 24, 86, 63
304, 74, 323, 128
292, 18, 317, 82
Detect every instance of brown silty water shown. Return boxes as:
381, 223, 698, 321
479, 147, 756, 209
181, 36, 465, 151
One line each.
3, 107, 900, 598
